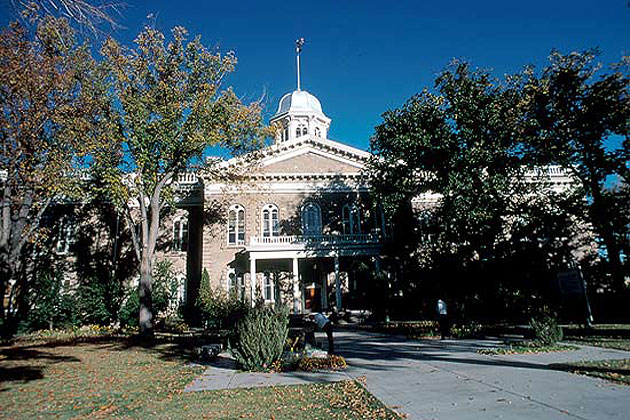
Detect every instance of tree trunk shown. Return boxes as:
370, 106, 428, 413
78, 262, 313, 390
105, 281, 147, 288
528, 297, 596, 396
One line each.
590, 188, 627, 293
0, 254, 23, 338
138, 253, 154, 340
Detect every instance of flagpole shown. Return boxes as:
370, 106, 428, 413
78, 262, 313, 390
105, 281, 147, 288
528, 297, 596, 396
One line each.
296, 38, 304, 91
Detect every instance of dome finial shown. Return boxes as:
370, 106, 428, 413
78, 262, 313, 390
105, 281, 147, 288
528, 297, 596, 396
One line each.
295, 37, 305, 91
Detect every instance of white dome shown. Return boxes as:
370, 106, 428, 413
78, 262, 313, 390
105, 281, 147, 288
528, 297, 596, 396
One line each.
276, 90, 323, 115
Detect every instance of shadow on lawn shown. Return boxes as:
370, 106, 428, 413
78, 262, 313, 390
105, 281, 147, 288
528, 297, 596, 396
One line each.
0, 333, 219, 388
0, 345, 81, 387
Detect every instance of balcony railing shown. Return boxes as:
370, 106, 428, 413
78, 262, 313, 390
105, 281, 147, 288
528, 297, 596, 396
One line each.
249, 233, 381, 248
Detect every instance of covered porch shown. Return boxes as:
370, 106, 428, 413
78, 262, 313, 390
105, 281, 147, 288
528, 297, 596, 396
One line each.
245, 234, 382, 313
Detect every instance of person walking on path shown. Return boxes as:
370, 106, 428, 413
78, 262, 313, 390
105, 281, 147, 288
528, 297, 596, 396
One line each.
312, 312, 335, 354
436, 299, 449, 339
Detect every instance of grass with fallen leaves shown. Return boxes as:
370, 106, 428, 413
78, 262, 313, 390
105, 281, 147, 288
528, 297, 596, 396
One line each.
558, 358, 630, 385
563, 324, 630, 352
0, 339, 401, 419
477, 341, 578, 355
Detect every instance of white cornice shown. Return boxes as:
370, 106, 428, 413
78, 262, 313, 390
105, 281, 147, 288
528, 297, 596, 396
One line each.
205, 179, 370, 195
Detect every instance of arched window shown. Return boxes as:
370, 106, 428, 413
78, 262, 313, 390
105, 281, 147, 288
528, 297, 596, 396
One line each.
172, 216, 189, 252
262, 204, 279, 237
372, 204, 386, 235
228, 204, 245, 245
301, 202, 322, 236
342, 204, 361, 234
315, 127, 321, 137
296, 124, 307, 138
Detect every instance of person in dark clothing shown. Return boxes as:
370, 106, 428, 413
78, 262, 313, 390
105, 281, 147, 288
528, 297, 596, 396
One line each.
436, 299, 449, 339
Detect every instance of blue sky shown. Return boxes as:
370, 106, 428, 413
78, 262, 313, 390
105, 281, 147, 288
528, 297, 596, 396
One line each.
2, 1, 629, 151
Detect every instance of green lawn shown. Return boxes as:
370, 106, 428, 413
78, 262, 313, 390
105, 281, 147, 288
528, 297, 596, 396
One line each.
0, 339, 400, 419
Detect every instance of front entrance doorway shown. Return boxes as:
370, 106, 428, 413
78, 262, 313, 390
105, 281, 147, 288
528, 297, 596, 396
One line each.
304, 283, 322, 312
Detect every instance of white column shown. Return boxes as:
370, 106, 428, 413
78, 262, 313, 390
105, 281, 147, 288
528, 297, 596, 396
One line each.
292, 258, 301, 314
334, 255, 342, 310
250, 258, 256, 307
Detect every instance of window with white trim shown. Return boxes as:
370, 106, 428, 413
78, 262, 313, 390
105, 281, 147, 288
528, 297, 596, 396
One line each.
228, 271, 246, 300
315, 127, 321, 137
261, 204, 279, 237
301, 202, 322, 235
263, 272, 274, 302
55, 215, 76, 255
176, 274, 187, 305
296, 124, 307, 137
172, 216, 189, 252
342, 204, 361, 234
228, 204, 245, 245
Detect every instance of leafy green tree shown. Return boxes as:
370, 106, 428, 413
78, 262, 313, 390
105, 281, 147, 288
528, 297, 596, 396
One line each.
0, 17, 107, 334
96, 25, 267, 338
522, 50, 630, 292
370, 61, 529, 272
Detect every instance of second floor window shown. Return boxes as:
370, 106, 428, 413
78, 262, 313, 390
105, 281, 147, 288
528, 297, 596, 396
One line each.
228, 204, 245, 245
262, 204, 279, 237
172, 216, 189, 252
342, 204, 361, 234
301, 202, 322, 236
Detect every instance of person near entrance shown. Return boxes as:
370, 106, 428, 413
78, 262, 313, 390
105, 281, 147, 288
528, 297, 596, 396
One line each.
436, 298, 449, 339
312, 312, 335, 354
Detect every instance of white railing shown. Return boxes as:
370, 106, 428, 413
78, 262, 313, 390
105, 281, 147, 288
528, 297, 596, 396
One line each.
177, 172, 198, 184
524, 165, 569, 178
250, 233, 380, 247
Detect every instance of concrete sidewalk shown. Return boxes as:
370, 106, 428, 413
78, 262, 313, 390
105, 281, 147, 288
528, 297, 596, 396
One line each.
185, 353, 350, 392
336, 331, 630, 420
184, 330, 629, 419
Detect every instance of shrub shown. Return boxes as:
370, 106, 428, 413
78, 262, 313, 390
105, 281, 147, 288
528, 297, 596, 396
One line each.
22, 270, 78, 332
530, 309, 563, 346
75, 280, 116, 326
229, 304, 289, 371
197, 269, 248, 329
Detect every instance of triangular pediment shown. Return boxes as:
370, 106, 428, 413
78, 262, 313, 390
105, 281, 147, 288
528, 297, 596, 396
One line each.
257, 148, 364, 175
204, 136, 370, 180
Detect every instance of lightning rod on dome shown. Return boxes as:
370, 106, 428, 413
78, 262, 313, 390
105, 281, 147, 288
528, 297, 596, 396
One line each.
295, 37, 305, 91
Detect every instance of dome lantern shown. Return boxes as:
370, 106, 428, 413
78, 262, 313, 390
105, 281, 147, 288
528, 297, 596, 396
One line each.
270, 38, 331, 144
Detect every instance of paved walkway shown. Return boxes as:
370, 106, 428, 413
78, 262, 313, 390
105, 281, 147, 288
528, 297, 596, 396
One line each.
336, 331, 630, 420
186, 331, 630, 419
185, 352, 350, 391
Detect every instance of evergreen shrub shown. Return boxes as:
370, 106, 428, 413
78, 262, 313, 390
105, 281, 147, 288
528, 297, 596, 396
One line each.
196, 269, 248, 329
530, 308, 563, 346
229, 303, 289, 371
